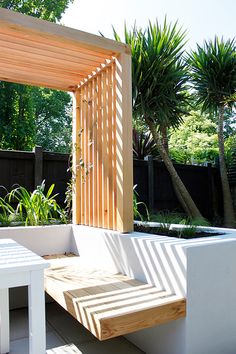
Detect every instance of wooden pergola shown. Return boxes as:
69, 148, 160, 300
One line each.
0, 8, 133, 232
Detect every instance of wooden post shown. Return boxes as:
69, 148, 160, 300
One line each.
34, 146, 43, 189
115, 54, 133, 232
72, 90, 81, 225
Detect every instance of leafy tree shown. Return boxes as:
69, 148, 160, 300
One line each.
169, 110, 219, 164
0, 0, 73, 152
189, 37, 236, 227
0, 82, 35, 150
1, 0, 73, 22
33, 88, 72, 153
114, 21, 203, 219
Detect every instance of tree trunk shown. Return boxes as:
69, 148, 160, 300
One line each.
218, 105, 235, 227
160, 124, 169, 155
146, 117, 203, 219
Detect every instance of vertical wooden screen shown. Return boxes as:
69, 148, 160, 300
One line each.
73, 54, 133, 232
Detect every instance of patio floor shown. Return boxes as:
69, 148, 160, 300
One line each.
9, 302, 145, 354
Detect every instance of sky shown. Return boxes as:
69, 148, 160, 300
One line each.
62, 0, 236, 50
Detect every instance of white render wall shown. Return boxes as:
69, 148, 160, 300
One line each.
1, 224, 236, 353
0, 224, 73, 255
72, 225, 236, 354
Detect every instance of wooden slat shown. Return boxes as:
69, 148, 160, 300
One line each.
0, 8, 131, 55
0, 35, 105, 66
107, 66, 114, 229
85, 81, 90, 225
0, 58, 85, 83
72, 91, 81, 224
0, 66, 77, 91
80, 86, 85, 224
112, 62, 117, 230
115, 54, 133, 232
84, 84, 89, 226
97, 74, 103, 227
101, 69, 108, 228
0, 10, 128, 91
92, 77, 98, 227
0, 47, 98, 73
44, 257, 186, 341
88, 80, 93, 226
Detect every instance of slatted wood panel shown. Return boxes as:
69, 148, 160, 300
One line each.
73, 56, 133, 232
0, 9, 133, 232
0, 8, 131, 91
44, 256, 186, 340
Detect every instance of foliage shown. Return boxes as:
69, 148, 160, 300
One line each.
0, 82, 35, 150
169, 110, 219, 164
7, 181, 67, 226
114, 20, 189, 129
0, 0, 73, 152
1, 0, 74, 22
33, 88, 72, 153
176, 216, 210, 238
189, 36, 236, 227
149, 211, 184, 234
135, 211, 210, 238
0, 84, 72, 152
189, 37, 236, 113
133, 185, 149, 221
114, 20, 203, 219
149, 212, 210, 237
225, 133, 236, 165
133, 129, 158, 159
0, 194, 19, 226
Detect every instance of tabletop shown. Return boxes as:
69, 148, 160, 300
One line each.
0, 239, 49, 273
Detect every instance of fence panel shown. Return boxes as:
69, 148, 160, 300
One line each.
0, 148, 71, 207
0, 148, 223, 221
134, 159, 223, 221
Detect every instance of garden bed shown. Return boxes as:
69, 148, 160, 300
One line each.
134, 223, 224, 239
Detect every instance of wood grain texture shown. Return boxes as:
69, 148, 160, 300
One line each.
44, 256, 186, 341
72, 56, 133, 232
115, 54, 133, 232
1, 9, 133, 231
0, 9, 130, 91
0, 8, 131, 55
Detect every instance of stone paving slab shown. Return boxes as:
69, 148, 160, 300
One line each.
10, 302, 145, 354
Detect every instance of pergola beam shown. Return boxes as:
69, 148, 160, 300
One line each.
0, 8, 131, 56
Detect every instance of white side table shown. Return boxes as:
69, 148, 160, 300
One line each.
0, 239, 49, 354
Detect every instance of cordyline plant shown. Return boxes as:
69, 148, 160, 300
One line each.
189, 37, 236, 227
133, 128, 158, 159
113, 19, 203, 219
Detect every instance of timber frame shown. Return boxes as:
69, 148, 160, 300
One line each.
0, 8, 133, 232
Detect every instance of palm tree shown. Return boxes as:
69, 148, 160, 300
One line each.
114, 20, 202, 219
189, 37, 236, 227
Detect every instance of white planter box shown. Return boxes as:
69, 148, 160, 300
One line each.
0, 224, 73, 256
1, 223, 236, 354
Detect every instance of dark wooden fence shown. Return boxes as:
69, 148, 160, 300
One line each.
0, 147, 223, 220
0, 146, 71, 206
134, 157, 223, 221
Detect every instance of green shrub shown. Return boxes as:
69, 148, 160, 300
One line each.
7, 181, 67, 226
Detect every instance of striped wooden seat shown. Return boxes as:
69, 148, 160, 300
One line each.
44, 255, 186, 340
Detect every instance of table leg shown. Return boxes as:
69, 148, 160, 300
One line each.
0, 288, 9, 354
28, 270, 46, 354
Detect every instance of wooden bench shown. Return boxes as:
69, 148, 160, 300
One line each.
44, 254, 186, 340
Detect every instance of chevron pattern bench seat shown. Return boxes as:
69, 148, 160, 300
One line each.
44, 254, 186, 340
